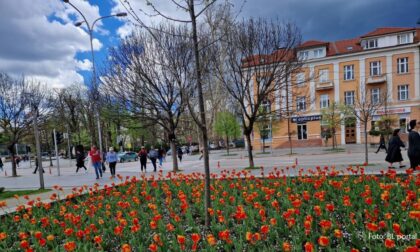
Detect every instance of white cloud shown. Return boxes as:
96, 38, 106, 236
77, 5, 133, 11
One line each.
76, 59, 93, 71
0, 0, 107, 88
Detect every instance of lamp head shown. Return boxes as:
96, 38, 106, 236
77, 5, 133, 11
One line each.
63, 0, 69, 3
116, 12, 128, 17
75, 21, 84, 27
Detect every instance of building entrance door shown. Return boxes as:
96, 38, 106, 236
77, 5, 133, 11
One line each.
345, 118, 356, 144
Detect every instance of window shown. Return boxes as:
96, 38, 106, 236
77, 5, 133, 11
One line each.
399, 118, 407, 133
319, 69, 329, 83
344, 65, 354, 80
397, 57, 408, 73
314, 48, 323, 58
398, 85, 409, 101
299, 51, 309, 59
261, 100, 271, 114
320, 94, 329, 109
371, 88, 380, 104
370, 61, 381, 76
398, 34, 409, 44
297, 124, 307, 140
296, 96, 306, 111
366, 39, 378, 49
296, 72, 305, 86
344, 91, 355, 105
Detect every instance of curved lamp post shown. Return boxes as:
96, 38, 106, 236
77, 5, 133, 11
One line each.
63, 0, 126, 158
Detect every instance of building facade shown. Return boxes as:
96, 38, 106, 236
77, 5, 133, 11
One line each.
251, 27, 420, 149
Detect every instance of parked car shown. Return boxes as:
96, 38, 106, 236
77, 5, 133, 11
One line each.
189, 145, 199, 153
233, 139, 245, 148
209, 143, 220, 150
118, 152, 138, 163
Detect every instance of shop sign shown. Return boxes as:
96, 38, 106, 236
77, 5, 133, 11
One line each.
374, 107, 411, 115
291, 115, 321, 123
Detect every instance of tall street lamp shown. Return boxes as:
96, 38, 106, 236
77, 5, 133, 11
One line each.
63, 0, 126, 159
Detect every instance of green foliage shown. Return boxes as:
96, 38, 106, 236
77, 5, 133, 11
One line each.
214, 111, 241, 140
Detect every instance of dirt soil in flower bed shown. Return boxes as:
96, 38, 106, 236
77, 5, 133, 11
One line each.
0, 167, 419, 251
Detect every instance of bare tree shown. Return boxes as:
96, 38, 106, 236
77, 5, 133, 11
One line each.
213, 18, 303, 168
346, 85, 388, 164
103, 24, 193, 172
0, 74, 31, 177
119, 0, 221, 228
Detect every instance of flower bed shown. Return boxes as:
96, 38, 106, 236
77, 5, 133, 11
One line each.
0, 166, 419, 251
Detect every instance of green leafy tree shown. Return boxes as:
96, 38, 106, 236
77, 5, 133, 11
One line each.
214, 111, 241, 155
320, 102, 349, 149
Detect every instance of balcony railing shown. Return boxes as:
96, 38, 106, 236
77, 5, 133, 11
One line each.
366, 74, 386, 84
315, 81, 334, 90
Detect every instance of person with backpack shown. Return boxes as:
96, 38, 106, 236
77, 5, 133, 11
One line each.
148, 147, 158, 172
89, 146, 102, 179
138, 146, 148, 172
75, 150, 87, 173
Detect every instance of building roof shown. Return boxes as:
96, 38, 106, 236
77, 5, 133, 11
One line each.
327, 38, 363, 56
297, 40, 329, 49
360, 27, 416, 38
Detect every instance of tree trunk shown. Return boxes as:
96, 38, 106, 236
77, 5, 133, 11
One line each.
189, 0, 211, 228
170, 140, 179, 172
364, 123, 368, 164
245, 132, 254, 168
262, 137, 265, 153
8, 144, 17, 177
226, 136, 229, 155
287, 117, 293, 155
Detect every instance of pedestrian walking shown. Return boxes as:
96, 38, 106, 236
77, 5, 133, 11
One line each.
106, 147, 118, 178
158, 148, 165, 168
148, 147, 158, 172
177, 147, 183, 162
75, 150, 87, 173
407, 119, 420, 169
32, 157, 44, 174
89, 146, 102, 179
0, 157, 3, 172
102, 151, 107, 173
375, 134, 387, 154
138, 146, 148, 172
15, 156, 20, 168
385, 129, 405, 169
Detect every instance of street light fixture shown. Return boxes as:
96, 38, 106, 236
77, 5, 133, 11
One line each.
63, 0, 126, 161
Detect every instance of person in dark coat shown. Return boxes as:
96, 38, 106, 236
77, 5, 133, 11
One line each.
32, 157, 44, 174
75, 150, 87, 173
385, 129, 405, 169
375, 134, 387, 153
407, 120, 420, 169
177, 147, 183, 162
138, 146, 148, 172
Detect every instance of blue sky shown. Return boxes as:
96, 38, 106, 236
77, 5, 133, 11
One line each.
0, 0, 419, 87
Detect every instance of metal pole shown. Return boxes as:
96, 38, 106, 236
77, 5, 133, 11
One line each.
53, 129, 60, 176
270, 116, 273, 156
33, 109, 44, 189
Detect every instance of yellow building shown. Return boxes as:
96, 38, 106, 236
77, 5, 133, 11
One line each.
252, 27, 420, 149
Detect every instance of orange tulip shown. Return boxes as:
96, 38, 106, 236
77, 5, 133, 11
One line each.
206, 234, 217, 246
318, 236, 329, 247
384, 238, 395, 249
121, 244, 131, 252
63, 241, 76, 251
0, 232, 7, 241
282, 242, 292, 251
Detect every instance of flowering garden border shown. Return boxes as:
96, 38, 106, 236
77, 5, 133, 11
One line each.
0, 166, 419, 251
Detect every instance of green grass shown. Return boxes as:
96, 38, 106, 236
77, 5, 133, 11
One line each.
350, 163, 377, 167
221, 153, 238, 157
256, 152, 271, 155
244, 166, 263, 170
323, 148, 345, 152
0, 189, 51, 200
